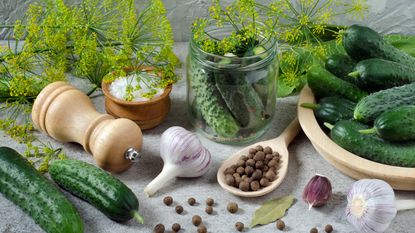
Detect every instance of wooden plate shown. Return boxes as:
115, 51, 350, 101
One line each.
297, 86, 415, 190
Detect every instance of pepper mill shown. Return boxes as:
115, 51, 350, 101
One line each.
32, 82, 143, 173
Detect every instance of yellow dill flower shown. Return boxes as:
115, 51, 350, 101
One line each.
298, 14, 311, 26
349, 0, 369, 19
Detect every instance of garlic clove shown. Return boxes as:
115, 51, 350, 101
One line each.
302, 174, 332, 210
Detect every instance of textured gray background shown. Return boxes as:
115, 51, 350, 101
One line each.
0, 42, 414, 233
1, 0, 415, 41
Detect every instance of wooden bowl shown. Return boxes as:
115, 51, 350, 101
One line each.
102, 67, 172, 130
298, 85, 415, 190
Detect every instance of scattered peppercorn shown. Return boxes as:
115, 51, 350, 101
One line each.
227, 202, 239, 213
188, 197, 196, 206
324, 224, 333, 233
197, 224, 207, 233
206, 197, 214, 206
310, 227, 318, 233
192, 215, 202, 226
163, 196, 173, 206
154, 224, 165, 233
175, 205, 184, 214
276, 219, 285, 230
235, 222, 244, 232
205, 206, 213, 215
172, 223, 181, 232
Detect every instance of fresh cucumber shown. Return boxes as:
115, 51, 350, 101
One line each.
188, 59, 240, 137
354, 82, 415, 123
349, 58, 415, 91
301, 96, 355, 125
343, 24, 415, 69
328, 120, 415, 167
49, 159, 143, 223
0, 147, 83, 233
360, 105, 415, 142
307, 66, 367, 102
325, 53, 356, 81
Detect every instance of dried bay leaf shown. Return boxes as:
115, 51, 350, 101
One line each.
250, 195, 295, 227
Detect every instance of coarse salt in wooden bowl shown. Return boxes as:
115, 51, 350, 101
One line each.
297, 85, 415, 190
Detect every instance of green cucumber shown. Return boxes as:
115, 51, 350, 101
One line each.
354, 82, 415, 123
349, 58, 415, 91
307, 66, 367, 102
325, 53, 356, 81
360, 105, 415, 142
301, 96, 355, 125
343, 24, 415, 69
49, 159, 143, 223
328, 120, 415, 167
189, 59, 240, 137
214, 72, 265, 128
0, 147, 83, 233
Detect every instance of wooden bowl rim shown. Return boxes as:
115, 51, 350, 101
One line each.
297, 85, 415, 180
101, 66, 172, 106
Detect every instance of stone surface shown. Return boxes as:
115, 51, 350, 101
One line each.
0, 42, 414, 233
1, 0, 415, 41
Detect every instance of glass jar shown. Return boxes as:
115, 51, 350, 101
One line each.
186, 23, 279, 144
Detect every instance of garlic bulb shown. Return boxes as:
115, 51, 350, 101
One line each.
144, 126, 212, 197
346, 179, 415, 233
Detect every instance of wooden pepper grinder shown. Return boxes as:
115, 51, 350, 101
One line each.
32, 82, 143, 173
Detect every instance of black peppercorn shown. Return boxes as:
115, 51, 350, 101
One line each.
276, 219, 285, 230
325, 224, 333, 233
206, 197, 214, 206
154, 224, 165, 233
235, 222, 244, 232
227, 202, 239, 213
172, 223, 181, 232
188, 197, 196, 206
205, 206, 213, 215
163, 196, 173, 206
175, 205, 183, 214
310, 227, 318, 233
192, 215, 202, 226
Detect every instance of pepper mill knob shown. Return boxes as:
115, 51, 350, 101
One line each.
32, 82, 143, 173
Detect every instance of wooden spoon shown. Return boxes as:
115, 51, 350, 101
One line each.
217, 117, 301, 197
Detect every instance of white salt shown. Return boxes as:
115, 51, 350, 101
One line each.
109, 73, 164, 102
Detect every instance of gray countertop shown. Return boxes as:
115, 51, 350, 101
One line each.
0, 42, 413, 233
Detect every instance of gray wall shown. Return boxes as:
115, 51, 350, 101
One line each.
1, 0, 415, 41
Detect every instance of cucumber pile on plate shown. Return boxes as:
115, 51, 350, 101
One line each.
303, 24, 415, 167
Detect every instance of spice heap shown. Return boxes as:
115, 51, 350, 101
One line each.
224, 145, 280, 191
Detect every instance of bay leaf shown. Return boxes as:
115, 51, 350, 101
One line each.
250, 195, 295, 227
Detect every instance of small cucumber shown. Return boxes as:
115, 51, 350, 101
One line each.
214, 71, 265, 128
343, 24, 415, 69
328, 120, 415, 167
189, 60, 240, 137
349, 58, 415, 91
301, 96, 355, 125
325, 53, 356, 81
0, 147, 83, 233
49, 159, 143, 223
360, 105, 415, 142
354, 82, 415, 123
307, 66, 367, 102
